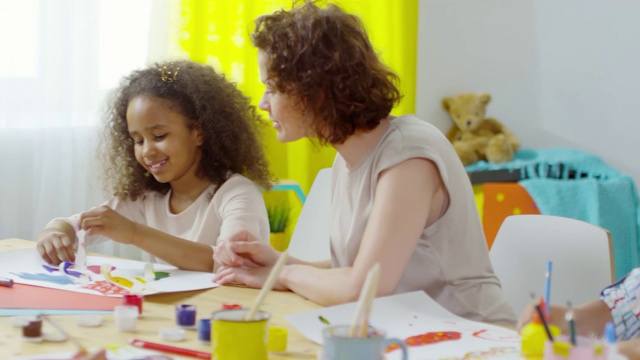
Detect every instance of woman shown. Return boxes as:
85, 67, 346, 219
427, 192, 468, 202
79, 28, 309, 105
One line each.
214, 1, 516, 326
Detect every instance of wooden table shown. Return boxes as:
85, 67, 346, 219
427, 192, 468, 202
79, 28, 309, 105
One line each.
0, 238, 323, 359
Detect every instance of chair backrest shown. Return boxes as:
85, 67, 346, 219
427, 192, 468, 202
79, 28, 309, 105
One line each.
489, 214, 614, 314
286, 168, 332, 262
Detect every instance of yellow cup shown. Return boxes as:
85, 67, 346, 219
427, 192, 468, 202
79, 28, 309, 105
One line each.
211, 309, 270, 360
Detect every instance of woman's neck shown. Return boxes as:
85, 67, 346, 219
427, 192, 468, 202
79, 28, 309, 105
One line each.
334, 116, 393, 169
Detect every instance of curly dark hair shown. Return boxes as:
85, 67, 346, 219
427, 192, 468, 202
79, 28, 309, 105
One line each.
252, 1, 402, 145
100, 60, 272, 200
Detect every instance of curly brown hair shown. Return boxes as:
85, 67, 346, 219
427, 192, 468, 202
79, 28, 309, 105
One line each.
100, 60, 272, 200
252, 1, 402, 145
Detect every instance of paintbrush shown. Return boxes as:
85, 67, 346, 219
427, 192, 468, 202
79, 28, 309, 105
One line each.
349, 263, 381, 338
566, 301, 576, 345
534, 302, 555, 342
245, 251, 289, 321
41, 315, 88, 355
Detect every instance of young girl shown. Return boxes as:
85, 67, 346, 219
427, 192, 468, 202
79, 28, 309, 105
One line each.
214, 2, 517, 326
36, 60, 271, 272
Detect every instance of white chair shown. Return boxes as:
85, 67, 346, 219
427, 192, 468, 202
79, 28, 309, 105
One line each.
489, 214, 614, 314
286, 168, 332, 262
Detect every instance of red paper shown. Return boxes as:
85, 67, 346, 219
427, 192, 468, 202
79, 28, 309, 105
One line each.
0, 283, 120, 310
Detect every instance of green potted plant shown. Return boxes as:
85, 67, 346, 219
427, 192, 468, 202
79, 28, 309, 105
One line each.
267, 201, 291, 251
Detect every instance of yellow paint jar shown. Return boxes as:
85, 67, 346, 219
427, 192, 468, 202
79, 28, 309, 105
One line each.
211, 309, 270, 360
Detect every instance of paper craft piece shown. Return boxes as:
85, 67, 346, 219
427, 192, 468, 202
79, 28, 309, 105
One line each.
143, 263, 154, 281
0, 248, 219, 297
75, 230, 87, 271
0, 283, 121, 312
286, 291, 521, 360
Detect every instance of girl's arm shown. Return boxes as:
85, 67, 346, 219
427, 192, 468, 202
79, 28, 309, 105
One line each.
573, 299, 613, 337
214, 176, 331, 270
134, 178, 270, 272
129, 224, 214, 271
279, 158, 444, 305
518, 300, 612, 337
617, 339, 640, 360
36, 219, 78, 264
80, 206, 215, 272
36, 197, 131, 265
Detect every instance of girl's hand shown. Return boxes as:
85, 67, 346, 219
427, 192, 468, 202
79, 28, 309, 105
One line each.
214, 230, 279, 268
36, 221, 76, 265
214, 264, 288, 291
517, 302, 568, 333
78, 206, 138, 244
618, 338, 640, 360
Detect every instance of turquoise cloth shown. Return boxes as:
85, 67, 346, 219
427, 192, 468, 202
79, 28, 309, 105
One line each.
467, 148, 640, 280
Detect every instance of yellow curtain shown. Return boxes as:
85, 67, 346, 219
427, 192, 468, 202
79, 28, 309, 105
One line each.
177, 0, 417, 235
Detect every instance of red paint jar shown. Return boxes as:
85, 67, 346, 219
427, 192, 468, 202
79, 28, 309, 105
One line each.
122, 294, 143, 315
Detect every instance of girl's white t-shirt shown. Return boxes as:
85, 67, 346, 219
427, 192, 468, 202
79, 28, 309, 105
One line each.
54, 174, 269, 265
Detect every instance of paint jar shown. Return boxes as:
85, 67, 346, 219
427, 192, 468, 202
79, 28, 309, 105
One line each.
521, 319, 561, 359
543, 335, 606, 360
114, 305, 138, 332
197, 318, 211, 343
211, 309, 270, 360
22, 318, 43, 343
267, 325, 288, 352
122, 294, 143, 316
159, 327, 186, 342
321, 324, 408, 360
175, 304, 197, 328
76, 314, 103, 327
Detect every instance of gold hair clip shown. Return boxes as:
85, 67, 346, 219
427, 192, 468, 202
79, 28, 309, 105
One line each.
159, 64, 179, 82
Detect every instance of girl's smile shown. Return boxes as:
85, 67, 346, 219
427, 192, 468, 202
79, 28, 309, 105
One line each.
145, 158, 168, 174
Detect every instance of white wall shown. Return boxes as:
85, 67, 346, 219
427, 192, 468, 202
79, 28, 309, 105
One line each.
417, 0, 640, 186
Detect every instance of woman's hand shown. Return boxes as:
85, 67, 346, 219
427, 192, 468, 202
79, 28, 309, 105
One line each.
214, 229, 280, 268
36, 220, 76, 265
78, 206, 138, 244
214, 263, 288, 291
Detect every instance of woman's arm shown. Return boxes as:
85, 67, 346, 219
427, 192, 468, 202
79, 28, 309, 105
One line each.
215, 235, 331, 269
279, 158, 444, 305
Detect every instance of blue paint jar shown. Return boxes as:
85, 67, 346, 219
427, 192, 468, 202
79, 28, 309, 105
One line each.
197, 318, 211, 343
175, 304, 197, 328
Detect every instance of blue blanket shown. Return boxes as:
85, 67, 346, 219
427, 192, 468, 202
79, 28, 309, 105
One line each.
467, 148, 640, 279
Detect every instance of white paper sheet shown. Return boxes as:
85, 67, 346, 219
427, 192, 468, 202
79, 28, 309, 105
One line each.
0, 248, 219, 297
286, 291, 521, 360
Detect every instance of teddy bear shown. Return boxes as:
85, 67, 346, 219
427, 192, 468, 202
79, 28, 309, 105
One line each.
442, 92, 520, 166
